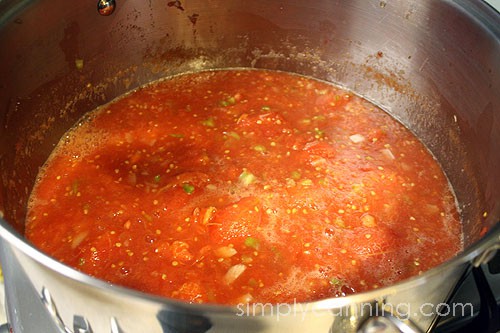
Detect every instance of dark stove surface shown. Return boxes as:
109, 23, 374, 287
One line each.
435, 252, 500, 333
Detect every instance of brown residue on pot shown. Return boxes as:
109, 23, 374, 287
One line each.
167, 0, 184, 11
188, 13, 200, 26
59, 21, 81, 71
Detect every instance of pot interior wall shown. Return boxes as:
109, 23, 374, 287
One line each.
0, 0, 498, 251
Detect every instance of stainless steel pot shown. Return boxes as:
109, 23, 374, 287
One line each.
0, 0, 498, 332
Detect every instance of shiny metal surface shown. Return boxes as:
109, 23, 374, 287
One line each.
0, 0, 498, 332
97, 0, 115, 16
358, 311, 423, 333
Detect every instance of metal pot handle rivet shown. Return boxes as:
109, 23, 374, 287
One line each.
97, 0, 116, 16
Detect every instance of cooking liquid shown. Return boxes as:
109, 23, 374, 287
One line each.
25, 69, 463, 305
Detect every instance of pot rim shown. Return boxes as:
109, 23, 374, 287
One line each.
0, 0, 498, 317
0, 218, 498, 314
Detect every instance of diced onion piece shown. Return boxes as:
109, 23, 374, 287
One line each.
214, 246, 237, 258
361, 214, 376, 227
349, 134, 365, 143
300, 179, 313, 186
237, 293, 254, 304
202, 206, 216, 225
310, 157, 327, 167
223, 264, 247, 284
71, 231, 89, 249
380, 148, 395, 160
205, 184, 217, 191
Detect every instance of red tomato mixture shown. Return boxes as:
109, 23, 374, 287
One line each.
26, 69, 462, 305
